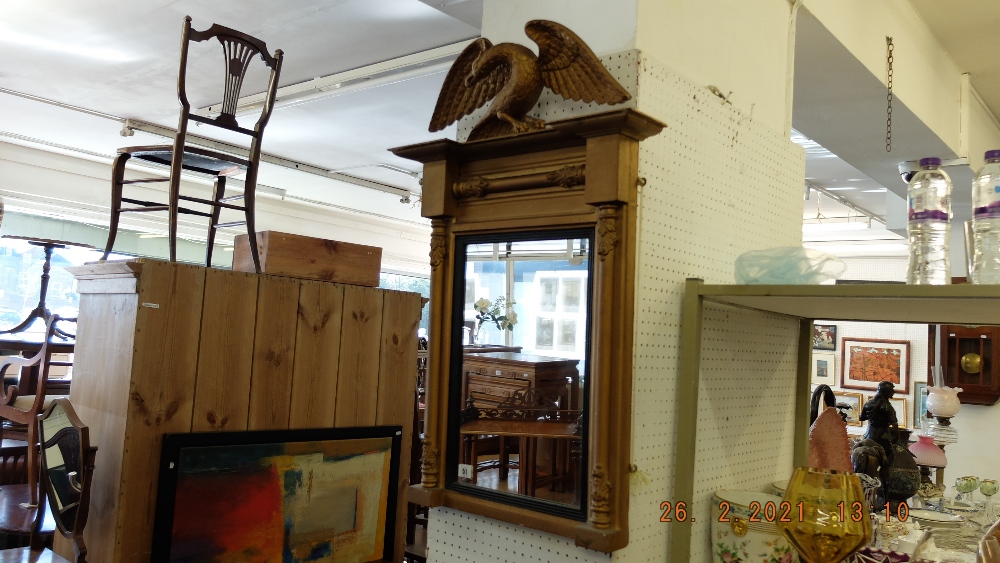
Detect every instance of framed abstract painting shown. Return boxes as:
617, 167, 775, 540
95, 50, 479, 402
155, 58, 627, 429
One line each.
151, 425, 402, 563
841, 337, 910, 393
811, 351, 836, 385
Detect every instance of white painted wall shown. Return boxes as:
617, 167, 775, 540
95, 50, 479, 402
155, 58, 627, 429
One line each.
480, 0, 637, 55
635, 0, 794, 134
803, 0, 963, 154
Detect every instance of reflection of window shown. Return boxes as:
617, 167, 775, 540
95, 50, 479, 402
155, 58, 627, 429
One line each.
558, 320, 576, 350
540, 278, 558, 312
536, 318, 554, 349
562, 279, 581, 313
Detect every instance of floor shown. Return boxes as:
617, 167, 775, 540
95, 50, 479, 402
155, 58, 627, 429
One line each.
472, 455, 578, 505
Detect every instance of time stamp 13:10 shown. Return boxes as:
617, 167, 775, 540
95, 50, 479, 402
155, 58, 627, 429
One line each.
659, 500, 911, 523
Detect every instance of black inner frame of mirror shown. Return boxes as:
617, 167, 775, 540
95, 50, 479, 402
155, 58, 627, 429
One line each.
446, 227, 594, 521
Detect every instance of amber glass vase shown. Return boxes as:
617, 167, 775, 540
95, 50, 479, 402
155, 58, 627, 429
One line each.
777, 467, 873, 563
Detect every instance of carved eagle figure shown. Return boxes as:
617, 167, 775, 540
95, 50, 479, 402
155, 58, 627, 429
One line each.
429, 20, 631, 142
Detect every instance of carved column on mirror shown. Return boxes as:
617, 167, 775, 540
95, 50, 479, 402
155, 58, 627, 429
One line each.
421, 218, 449, 489
588, 202, 622, 530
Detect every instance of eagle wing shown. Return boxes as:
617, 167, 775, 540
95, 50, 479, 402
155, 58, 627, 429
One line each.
429, 38, 509, 132
525, 20, 631, 105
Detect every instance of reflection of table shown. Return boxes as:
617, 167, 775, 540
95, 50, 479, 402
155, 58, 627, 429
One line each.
463, 345, 523, 354
0, 236, 92, 340
460, 419, 579, 496
0, 336, 74, 397
462, 352, 579, 410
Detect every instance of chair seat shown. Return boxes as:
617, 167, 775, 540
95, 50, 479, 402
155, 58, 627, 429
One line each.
0, 547, 69, 562
0, 484, 55, 535
10, 397, 52, 414
118, 144, 248, 176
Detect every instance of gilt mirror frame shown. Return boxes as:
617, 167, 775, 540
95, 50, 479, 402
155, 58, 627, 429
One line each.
392, 109, 664, 552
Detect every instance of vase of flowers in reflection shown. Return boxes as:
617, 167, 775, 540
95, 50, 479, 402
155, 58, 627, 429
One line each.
471, 296, 517, 346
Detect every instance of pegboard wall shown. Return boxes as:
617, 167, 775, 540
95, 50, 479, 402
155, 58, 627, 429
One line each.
621, 55, 804, 563
426, 52, 806, 563
456, 50, 640, 141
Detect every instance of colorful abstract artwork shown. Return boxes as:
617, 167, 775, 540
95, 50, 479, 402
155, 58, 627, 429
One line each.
153, 427, 401, 563
841, 337, 910, 393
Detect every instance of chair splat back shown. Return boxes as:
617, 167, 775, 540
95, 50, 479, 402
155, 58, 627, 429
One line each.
178, 17, 284, 136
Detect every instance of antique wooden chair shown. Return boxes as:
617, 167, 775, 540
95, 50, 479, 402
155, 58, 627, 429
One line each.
101, 16, 283, 272
0, 399, 97, 563
0, 316, 74, 506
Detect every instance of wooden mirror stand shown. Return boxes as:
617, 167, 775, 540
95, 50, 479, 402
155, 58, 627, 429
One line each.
392, 109, 664, 552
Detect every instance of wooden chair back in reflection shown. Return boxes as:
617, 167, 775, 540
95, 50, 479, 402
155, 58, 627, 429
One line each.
0, 316, 75, 506
101, 16, 283, 272
460, 389, 582, 497
0, 398, 97, 563
980, 519, 1000, 563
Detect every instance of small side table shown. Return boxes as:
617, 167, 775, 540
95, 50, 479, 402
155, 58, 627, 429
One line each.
0, 237, 93, 339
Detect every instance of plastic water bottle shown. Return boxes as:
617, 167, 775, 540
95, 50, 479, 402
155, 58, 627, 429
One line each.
906, 157, 952, 284
971, 149, 1000, 284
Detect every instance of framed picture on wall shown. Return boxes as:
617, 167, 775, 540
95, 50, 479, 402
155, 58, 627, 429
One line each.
913, 382, 929, 428
889, 397, 909, 428
813, 324, 838, 351
832, 391, 863, 426
812, 351, 836, 384
841, 337, 910, 393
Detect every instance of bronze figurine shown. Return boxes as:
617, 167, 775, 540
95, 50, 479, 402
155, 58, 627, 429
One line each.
429, 20, 632, 141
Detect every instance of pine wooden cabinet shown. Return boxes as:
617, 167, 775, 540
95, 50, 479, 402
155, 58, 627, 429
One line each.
66, 259, 421, 563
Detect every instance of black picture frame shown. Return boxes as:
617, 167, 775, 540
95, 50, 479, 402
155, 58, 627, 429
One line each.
813, 323, 838, 351
151, 425, 402, 563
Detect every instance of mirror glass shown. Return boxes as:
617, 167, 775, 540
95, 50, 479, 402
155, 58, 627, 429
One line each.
448, 230, 592, 519
39, 401, 81, 532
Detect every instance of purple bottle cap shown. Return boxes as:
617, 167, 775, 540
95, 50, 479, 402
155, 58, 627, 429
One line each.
985, 150, 1000, 160
920, 157, 941, 168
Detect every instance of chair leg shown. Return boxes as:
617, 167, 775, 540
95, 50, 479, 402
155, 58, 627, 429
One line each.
243, 181, 261, 273
205, 176, 226, 268
102, 153, 130, 261
24, 422, 37, 507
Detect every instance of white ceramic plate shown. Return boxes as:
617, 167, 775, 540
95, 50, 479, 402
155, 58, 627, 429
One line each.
909, 508, 965, 523
942, 501, 978, 513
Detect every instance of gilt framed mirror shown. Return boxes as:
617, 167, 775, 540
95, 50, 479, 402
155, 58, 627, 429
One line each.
446, 229, 594, 521
392, 108, 664, 552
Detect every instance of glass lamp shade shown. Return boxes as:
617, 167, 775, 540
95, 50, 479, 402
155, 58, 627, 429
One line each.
777, 467, 872, 563
908, 434, 946, 467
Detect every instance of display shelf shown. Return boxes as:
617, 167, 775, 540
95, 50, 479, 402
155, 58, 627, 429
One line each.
669, 279, 1000, 563
697, 282, 1000, 325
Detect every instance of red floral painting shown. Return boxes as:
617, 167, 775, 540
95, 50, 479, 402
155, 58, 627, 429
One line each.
841, 338, 910, 393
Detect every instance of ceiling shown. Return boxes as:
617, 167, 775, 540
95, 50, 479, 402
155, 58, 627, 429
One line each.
0, 0, 481, 225
910, 0, 1000, 121
0, 0, 996, 254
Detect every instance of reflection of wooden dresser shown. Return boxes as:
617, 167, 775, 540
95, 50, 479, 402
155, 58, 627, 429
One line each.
462, 352, 579, 410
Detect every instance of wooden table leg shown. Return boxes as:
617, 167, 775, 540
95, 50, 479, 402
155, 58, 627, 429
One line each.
499, 436, 509, 481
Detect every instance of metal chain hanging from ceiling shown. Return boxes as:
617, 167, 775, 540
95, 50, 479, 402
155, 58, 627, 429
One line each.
886, 36, 894, 152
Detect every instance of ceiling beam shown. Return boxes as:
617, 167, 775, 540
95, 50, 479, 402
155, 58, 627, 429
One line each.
0, 87, 418, 201
197, 39, 475, 117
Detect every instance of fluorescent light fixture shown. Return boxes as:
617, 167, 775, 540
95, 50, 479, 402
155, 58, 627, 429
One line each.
824, 187, 856, 191
862, 188, 887, 193
804, 243, 908, 254
803, 222, 872, 232
223, 247, 235, 252
139, 233, 168, 239
197, 39, 474, 117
